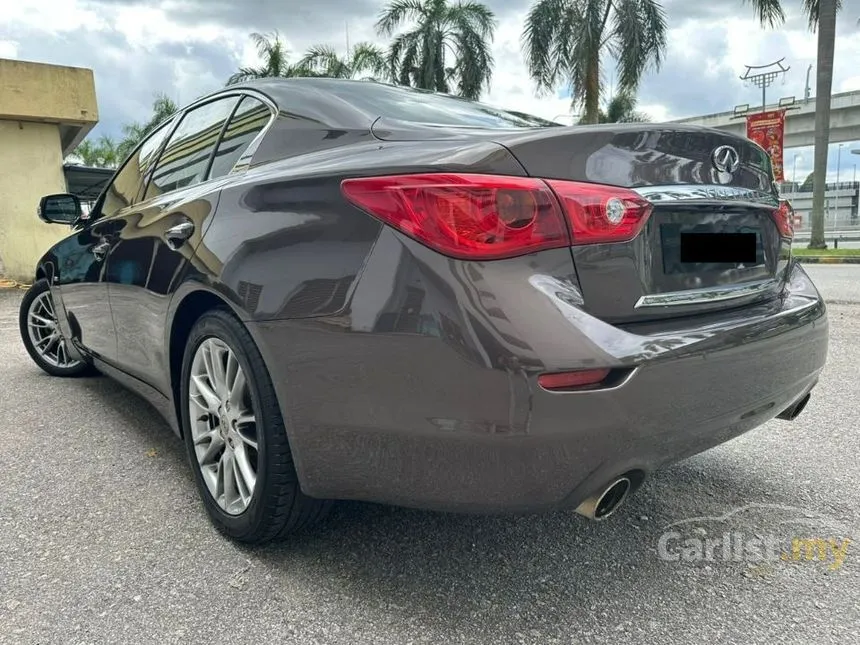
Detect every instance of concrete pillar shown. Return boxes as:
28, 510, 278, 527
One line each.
0, 58, 98, 280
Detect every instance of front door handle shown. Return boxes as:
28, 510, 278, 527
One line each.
165, 221, 195, 250
92, 240, 111, 261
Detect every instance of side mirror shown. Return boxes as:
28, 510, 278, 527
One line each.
38, 194, 82, 225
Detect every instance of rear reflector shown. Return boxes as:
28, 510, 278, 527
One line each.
538, 369, 611, 391
341, 173, 654, 259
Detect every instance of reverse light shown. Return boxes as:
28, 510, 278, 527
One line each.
340, 173, 570, 260
774, 200, 795, 239
546, 180, 654, 245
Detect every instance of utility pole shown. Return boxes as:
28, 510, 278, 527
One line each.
740, 58, 791, 112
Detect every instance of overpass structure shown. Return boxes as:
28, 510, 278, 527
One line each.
671, 90, 860, 149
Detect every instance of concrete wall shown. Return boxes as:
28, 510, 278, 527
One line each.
0, 58, 97, 281
0, 121, 70, 279
0, 59, 98, 127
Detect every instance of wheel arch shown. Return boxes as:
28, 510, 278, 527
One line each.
167, 288, 240, 435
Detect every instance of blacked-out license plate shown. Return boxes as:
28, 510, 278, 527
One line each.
680, 233, 757, 264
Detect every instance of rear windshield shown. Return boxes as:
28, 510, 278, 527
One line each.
324, 81, 561, 129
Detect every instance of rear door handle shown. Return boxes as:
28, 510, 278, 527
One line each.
165, 220, 195, 250
92, 240, 111, 261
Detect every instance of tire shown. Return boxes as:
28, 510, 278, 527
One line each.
18, 279, 94, 377
180, 308, 330, 543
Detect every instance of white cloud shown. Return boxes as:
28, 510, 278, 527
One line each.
0, 40, 19, 58
1, 0, 859, 152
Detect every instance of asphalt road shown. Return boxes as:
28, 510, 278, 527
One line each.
1, 265, 858, 645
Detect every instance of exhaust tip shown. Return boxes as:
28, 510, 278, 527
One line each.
777, 392, 811, 421
576, 476, 632, 521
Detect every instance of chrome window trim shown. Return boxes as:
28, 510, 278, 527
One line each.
634, 279, 779, 309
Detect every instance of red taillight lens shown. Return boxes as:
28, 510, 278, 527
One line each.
774, 200, 794, 239
546, 180, 653, 245
341, 173, 570, 260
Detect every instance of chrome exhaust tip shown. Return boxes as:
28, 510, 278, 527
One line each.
776, 392, 811, 421
575, 476, 632, 521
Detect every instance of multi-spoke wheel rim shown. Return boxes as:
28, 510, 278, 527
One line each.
27, 291, 81, 369
188, 337, 259, 515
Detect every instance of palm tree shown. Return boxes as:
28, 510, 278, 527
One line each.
376, 0, 497, 100
745, 0, 841, 249
227, 32, 304, 85
579, 91, 650, 124
298, 42, 389, 80
522, 0, 667, 125
117, 94, 178, 161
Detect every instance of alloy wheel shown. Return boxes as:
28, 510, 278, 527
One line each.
188, 337, 259, 515
26, 291, 81, 369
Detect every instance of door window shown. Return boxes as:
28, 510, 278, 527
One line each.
98, 118, 175, 218
208, 97, 273, 179
145, 97, 239, 199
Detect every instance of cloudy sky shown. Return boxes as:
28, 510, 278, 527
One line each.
2, 0, 859, 182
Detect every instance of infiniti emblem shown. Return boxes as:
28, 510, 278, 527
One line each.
712, 145, 740, 174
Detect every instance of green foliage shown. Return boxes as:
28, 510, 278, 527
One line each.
298, 42, 389, 80
227, 32, 306, 85
377, 0, 497, 100
69, 94, 177, 169
523, 0, 667, 124
578, 92, 650, 124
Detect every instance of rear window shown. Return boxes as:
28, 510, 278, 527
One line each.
325, 82, 561, 129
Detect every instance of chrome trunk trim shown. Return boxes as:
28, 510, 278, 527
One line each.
634, 279, 779, 308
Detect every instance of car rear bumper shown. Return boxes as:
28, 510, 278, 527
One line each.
249, 253, 827, 513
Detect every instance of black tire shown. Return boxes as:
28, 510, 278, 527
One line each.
180, 308, 330, 543
18, 279, 94, 378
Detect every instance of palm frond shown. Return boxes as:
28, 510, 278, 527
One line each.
612, 0, 667, 92
801, 0, 843, 31
742, 0, 786, 27
376, 0, 427, 36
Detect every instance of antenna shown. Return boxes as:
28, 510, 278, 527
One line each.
739, 58, 791, 113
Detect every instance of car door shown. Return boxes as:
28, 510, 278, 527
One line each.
105, 94, 273, 392
53, 120, 174, 362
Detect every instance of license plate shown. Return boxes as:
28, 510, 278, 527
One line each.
680, 233, 757, 264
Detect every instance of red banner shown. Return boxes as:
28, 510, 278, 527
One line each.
746, 110, 786, 181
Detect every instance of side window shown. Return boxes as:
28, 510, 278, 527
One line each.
145, 97, 239, 199
99, 119, 174, 218
208, 97, 273, 179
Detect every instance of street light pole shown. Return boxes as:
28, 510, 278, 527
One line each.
835, 143, 843, 222
793, 153, 799, 185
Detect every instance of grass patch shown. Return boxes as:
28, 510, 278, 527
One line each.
792, 247, 860, 257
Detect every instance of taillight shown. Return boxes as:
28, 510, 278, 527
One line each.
341, 173, 653, 259
774, 200, 794, 239
341, 173, 570, 260
546, 180, 653, 245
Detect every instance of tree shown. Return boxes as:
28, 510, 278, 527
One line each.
522, 0, 667, 125
116, 94, 178, 161
298, 42, 389, 80
579, 91, 650, 124
801, 171, 815, 192
744, 1, 842, 249
70, 94, 177, 168
227, 32, 305, 85
376, 0, 497, 100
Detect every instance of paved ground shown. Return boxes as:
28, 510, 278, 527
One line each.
1, 266, 858, 645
